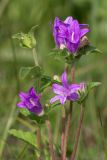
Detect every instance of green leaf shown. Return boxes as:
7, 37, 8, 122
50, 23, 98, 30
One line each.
19, 66, 42, 79
28, 114, 46, 125
49, 48, 68, 61
78, 82, 101, 104
9, 129, 37, 148
30, 66, 42, 78
19, 108, 30, 116
87, 82, 101, 90
19, 108, 46, 125
34, 75, 52, 93
76, 45, 102, 58
19, 67, 31, 79
49, 45, 102, 65
39, 75, 52, 92
45, 103, 61, 115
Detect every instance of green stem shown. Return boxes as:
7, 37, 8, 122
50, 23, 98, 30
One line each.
32, 48, 39, 66
70, 105, 85, 160
61, 65, 75, 160
37, 127, 44, 160
61, 107, 66, 160
63, 101, 73, 159
46, 119, 56, 160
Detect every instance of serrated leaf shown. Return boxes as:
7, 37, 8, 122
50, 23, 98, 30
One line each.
77, 82, 101, 104
9, 129, 37, 148
19, 108, 30, 116
87, 82, 101, 90
30, 66, 42, 78
65, 45, 102, 64
49, 48, 68, 59
28, 114, 46, 125
19, 66, 42, 79
19, 108, 46, 124
39, 75, 52, 92
76, 45, 102, 58
49, 45, 102, 65
34, 75, 52, 93
19, 67, 31, 79
45, 103, 61, 114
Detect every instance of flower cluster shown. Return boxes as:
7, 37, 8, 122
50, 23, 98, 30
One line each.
50, 71, 85, 105
17, 87, 43, 116
17, 16, 90, 115
53, 16, 90, 54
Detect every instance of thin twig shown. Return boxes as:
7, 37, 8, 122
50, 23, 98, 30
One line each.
70, 105, 85, 160
46, 119, 56, 160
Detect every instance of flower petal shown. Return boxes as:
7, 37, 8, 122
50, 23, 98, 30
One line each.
19, 92, 28, 101
50, 95, 61, 104
29, 103, 43, 115
59, 96, 67, 105
52, 84, 65, 95
64, 16, 73, 24
68, 92, 79, 101
80, 28, 90, 38
29, 87, 37, 96
79, 24, 89, 29
66, 40, 79, 53
61, 71, 68, 88
68, 20, 80, 43
17, 102, 26, 108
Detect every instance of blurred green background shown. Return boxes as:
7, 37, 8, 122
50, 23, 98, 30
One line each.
0, 0, 107, 159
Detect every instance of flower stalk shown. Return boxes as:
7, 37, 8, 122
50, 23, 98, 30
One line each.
37, 127, 43, 160
46, 119, 56, 160
62, 65, 75, 159
61, 107, 66, 160
32, 48, 39, 66
70, 104, 85, 160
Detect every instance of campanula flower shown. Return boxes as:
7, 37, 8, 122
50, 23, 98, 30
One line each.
17, 87, 43, 116
53, 16, 90, 54
50, 71, 85, 105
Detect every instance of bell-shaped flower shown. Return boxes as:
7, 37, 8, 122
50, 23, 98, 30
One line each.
17, 87, 43, 116
53, 16, 90, 54
50, 71, 85, 105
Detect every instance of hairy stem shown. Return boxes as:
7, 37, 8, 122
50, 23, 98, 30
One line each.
63, 66, 75, 160
37, 127, 43, 160
61, 107, 66, 160
46, 119, 56, 160
71, 65, 75, 83
32, 48, 39, 66
63, 102, 73, 159
70, 105, 85, 160
61, 65, 75, 160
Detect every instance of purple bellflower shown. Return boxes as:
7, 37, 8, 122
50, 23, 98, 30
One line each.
53, 16, 90, 54
50, 71, 85, 105
17, 87, 44, 116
